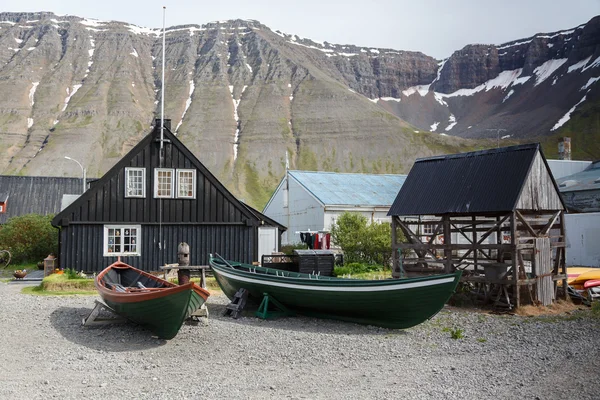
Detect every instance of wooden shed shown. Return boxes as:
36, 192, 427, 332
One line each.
52, 119, 286, 273
388, 144, 567, 308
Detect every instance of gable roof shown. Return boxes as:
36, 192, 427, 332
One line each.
388, 143, 565, 216
0, 175, 84, 224
52, 120, 264, 227
287, 170, 407, 207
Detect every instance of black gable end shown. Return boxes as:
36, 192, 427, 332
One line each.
54, 121, 256, 226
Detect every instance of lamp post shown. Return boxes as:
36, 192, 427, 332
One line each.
64, 156, 86, 194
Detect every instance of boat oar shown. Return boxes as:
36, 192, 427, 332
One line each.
213, 253, 235, 269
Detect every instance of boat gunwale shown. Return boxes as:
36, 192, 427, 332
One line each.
96, 261, 210, 303
209, 257, 461, 290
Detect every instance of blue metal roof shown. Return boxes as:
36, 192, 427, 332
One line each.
288, 170, 407, 206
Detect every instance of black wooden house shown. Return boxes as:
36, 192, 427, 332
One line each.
52, 119, 285, 273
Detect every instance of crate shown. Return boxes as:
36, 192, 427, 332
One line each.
293, 250, 335, 276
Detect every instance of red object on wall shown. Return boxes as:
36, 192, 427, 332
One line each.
0, 201, 5, 214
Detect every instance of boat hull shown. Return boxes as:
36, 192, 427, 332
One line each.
96, 261, 210, 339
210, 257, 461, 329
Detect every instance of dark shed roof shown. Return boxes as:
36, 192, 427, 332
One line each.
0, 175, 84, 224
388, 143, 564, 216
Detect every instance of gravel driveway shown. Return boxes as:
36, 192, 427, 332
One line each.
1, 282, 599, 400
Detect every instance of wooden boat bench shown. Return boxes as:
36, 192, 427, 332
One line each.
160, 265, 209, 289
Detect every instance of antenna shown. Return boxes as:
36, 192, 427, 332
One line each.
160, 6, 166, 158
487, 128, 507, 148
159, 6, 166, 252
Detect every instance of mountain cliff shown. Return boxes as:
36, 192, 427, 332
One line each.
0, 12, 598, 207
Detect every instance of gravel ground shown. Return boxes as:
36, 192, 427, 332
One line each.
1, 282, 599, 400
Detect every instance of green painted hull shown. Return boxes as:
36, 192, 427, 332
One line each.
209, 257, 461, 329
102, 289, 203, 340
96, 261, 210, 340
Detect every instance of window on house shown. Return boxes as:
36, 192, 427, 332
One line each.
0, 204, 4, 213
104, 225, 141, 256
177, 169, 196, 198
422, 223, 434, 235
125, 168, 145, 198
154, 168, 174, 198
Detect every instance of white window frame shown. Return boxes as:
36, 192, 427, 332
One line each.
0, 204, 3, 213
103, 225, 141, 256
125, 167, 146, 198
154, 168, 174, 198
176, 169, 196, 199
422, 223, 434, 235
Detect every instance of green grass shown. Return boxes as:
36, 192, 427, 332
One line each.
22, 284, 96, 296
442, 326, 465, 339
539, 96, 600, 160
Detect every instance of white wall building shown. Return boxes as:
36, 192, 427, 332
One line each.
263, 170, 407, 245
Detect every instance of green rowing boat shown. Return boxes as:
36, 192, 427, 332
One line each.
209, 255, 461, 329
96, 260, 210, 339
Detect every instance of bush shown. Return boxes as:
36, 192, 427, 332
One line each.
330, 212, 400, 266
0, 214, 58, 263
334, 262, 384, 276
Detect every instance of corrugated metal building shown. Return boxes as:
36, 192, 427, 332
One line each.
0, 175, 84, 224
546, 160, 592, 179
554, 161, 600, 266
555, 160, 600, 212
388, 143, 567, 308
52, 120, 285, 272
263, 170, 407, 244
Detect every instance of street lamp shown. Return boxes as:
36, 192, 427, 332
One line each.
64, 156, 86, 194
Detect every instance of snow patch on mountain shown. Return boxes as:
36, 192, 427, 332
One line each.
175, 80, 195, 133
503, 89, 515, 103
581, 77, 600, 91
582, 56, 600, 72
62, 84, 82, 112
29, 82, 39, 106
430, 122, 439, 131
533, 58, 568, 86
568, 56, 592, 73
402, 85, 430, 97
445, 115, 457, 131
551, 95, 587, 131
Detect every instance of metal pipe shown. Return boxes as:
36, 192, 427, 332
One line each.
64, 156, 86, 194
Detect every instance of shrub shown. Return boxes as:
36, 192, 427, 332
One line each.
334, 262, 384, 276
0, 214, 58, 263
330, 212, 401, 266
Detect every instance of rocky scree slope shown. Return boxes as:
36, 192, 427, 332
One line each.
0, 12, 598, 207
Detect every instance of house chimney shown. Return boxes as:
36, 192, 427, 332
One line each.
558, 137, 571, 160
154, 118, 171, 131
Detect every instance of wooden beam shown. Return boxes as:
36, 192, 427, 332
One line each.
511, 212, 520, 308
515, 210, 538, 237
541, 211, 561, 235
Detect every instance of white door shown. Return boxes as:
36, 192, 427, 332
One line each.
258, 227, 278, 264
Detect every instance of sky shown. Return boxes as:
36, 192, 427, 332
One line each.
2, 0, 599, 59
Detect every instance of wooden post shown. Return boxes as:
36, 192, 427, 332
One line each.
391, 217, 399, 278
472, 216, 478, 273
511, 212, 520, 308
177, 242, 191, 285
443, 215, 452, 273
559, 211, 567, 300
